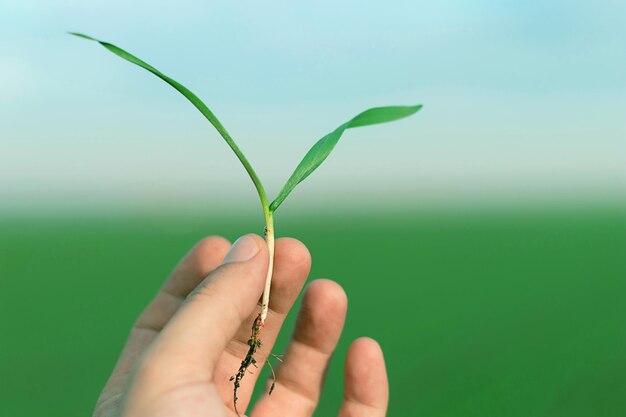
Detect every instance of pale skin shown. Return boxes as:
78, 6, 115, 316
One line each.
93, 234, 389, 417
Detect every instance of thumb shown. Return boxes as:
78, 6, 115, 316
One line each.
144, 234, 268, 377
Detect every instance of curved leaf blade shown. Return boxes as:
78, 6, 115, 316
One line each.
69, 32, 269, 205
69, 32, 232, 140
269, 104, 422, 212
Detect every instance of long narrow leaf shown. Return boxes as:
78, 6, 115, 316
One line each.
69, 32, 266, 199
69, 32, 234, 143
269, 105, 422, 212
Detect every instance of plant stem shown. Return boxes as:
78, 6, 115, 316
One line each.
231, 205, 274, 416
261, 208, 274, 324
218, 132, 274, 324
231, 189, 275, 417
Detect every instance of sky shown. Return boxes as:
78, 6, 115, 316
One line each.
1, 0, 625, 210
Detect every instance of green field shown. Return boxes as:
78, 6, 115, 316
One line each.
1, 206, 625, 416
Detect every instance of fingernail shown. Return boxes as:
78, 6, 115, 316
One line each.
223, 234, 260, 263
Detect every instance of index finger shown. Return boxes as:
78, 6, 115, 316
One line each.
139, 234, 269, 381
95, 236, 231, 414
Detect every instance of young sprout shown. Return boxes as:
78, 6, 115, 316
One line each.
70, 32, 422, 415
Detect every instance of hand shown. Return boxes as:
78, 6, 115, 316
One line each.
93, 234, 388, 417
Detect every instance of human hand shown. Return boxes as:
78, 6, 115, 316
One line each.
93, 234, 388, 417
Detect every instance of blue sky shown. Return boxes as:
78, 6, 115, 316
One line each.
1, 0, 624, 209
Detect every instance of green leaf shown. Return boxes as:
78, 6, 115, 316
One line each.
269, 104, 422, 212
69, 32, 233, 142
69, 32, 270, 208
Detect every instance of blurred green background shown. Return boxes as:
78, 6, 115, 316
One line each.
1, 205, 625, 416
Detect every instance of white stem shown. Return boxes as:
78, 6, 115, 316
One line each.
260, 212, 274, 323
